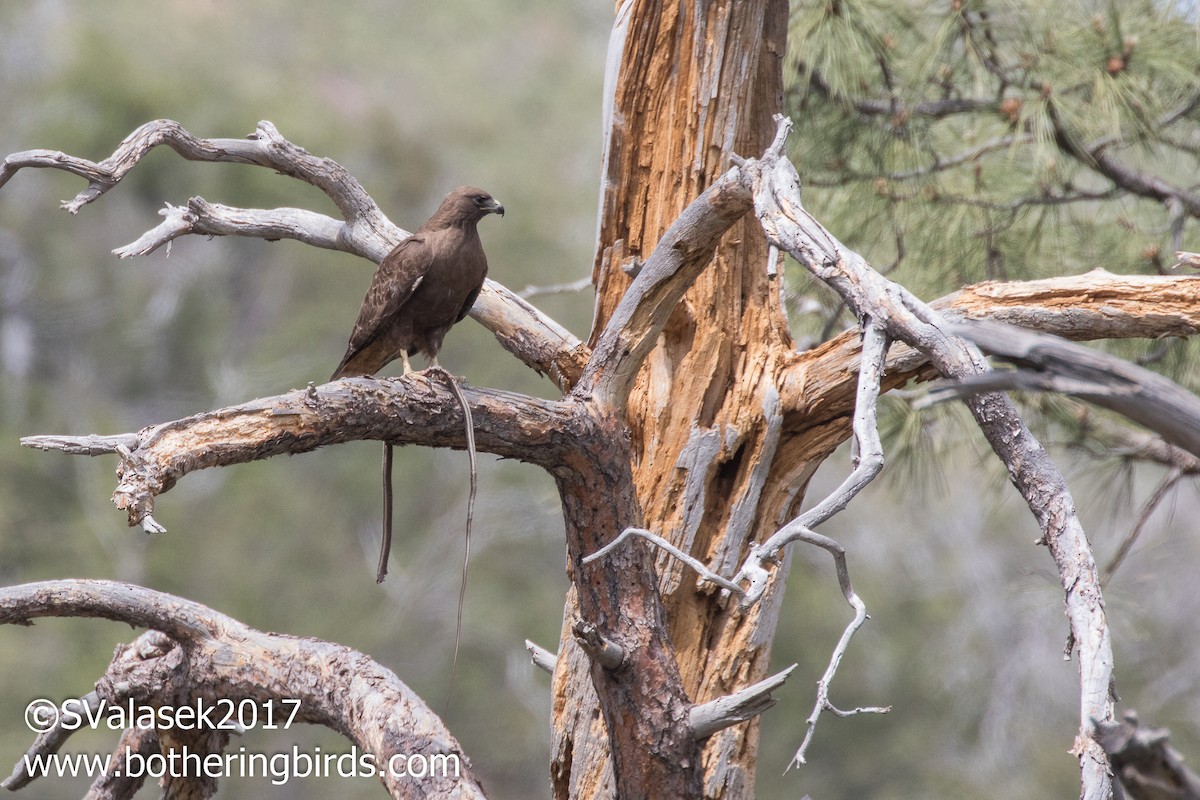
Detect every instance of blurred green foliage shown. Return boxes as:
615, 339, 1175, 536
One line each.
3, 1, 1200, 799
0, 2, 603, 798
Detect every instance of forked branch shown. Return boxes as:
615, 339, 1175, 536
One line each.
0, 580, 487, 800
740, 115, 1116, 799
0, 119, 588, 386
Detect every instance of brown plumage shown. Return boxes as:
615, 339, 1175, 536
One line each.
331, 186, 504, 380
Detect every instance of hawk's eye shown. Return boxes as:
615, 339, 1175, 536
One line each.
474, 195, 488, 205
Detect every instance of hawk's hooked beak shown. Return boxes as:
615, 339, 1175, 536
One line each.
485, 198, 505, 217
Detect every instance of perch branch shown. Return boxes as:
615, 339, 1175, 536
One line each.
741, 115, 1115, 799
22, 375, 575, 530
689, 664, 797, 740
0, 579, 487, 799
0, 119, 588, 387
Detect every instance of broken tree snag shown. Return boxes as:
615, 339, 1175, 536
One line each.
0, 119, 583, 385
689, 664, 798, 741
22, 376, 575, 530
741, 114, 1115, 799
561, 1, 793, 796
0, 580, 487, 799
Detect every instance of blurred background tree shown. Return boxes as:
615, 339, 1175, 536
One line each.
1, 1, 1198, 798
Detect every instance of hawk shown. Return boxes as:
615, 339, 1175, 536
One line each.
331, 186, 504, 379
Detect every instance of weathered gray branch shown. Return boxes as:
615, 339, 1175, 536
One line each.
582, 527, 744, 595
689, 665, 797, 740
0, 580, 488, 799
741, 115, 1115, 799
524, 640, 557, 675
0, 119, 587, 387
730, 322, 889, 762
931, 319, 1200, 460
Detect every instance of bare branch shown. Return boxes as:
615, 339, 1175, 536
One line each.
807, 133, 1030, 186
0, 580, 488, 799
1069, 400, 1200, 474
1049, 102, 1200, 218
935, 270, 1200, 342
19, 433, 139, 457
1096, 711, 1200, 800
0, 119, 588, 387
689, 664, 797, 740
732, 323, 889, 764
518, 275, 593, 299
582, 527, 744, 595
113, 199, 350, 259
936, 320, 1200, 460
525, 640, 557, 675
472, 282, 590, 391
801, 63, 998, 120
753, 322, 889, 571
0, 119, 397, 246
789, 596, 890, 770
22, 375, 575, 530
3, 691, 102, 791
1102, 467, 1184, 587
741, 115, 1116, 799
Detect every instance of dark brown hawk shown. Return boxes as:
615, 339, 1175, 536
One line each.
331, 186, 504, 379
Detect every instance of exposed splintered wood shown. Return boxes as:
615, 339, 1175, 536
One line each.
941, 270, 1200, 340
568, 2, 793, 797
9, 21, 1200, 800
0, 580, 488, 800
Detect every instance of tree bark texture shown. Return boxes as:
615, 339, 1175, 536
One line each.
553, 2, 795, 797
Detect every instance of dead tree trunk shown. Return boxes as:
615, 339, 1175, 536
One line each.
8, 3, 1200, 798
551, 2, 797, 797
